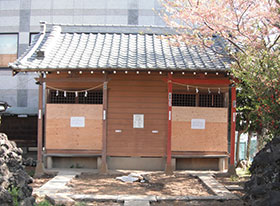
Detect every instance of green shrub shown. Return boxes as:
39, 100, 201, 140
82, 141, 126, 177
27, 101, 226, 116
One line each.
36, 199, 52, 206
8, 186, 20, 206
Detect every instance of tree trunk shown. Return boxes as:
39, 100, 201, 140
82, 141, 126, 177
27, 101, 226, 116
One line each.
246, 131, 253, 161
236, 130, 242, 163
257, 132, 265, 152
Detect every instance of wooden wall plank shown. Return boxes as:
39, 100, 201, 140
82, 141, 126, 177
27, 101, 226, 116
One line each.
172, 107, 228, 123
0, 54, 17, 67
172, 106, 228, 152
107, 74, 168, 157
46, 104, 103, 150
172, 122, 228, 152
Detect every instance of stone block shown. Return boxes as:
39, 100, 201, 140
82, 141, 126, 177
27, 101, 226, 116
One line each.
27, 89, 38, 108
118, 195, 156, 201
19, 32, 30, 45
17, 89, 28, 107
53, 0, 74, 9
19, 9, 31, 32
128, 0, 139, 9
83, 0, 106, 9
0, 0, 20, 10
106, 15, 127, 25
139, 0, 155, 10
52, 16, 74, 24
20, 0, 31, 10
31, 1, 52, 9
30, 16, 51, 27
139, 16, 155, 26
46, 194, 75, 206
18, 44, 29, 56
124, 200, 150, 206
83, 16, 106, 24
0, 17, 19, 27
107, 0, 128, 9
128, 9, 138, 25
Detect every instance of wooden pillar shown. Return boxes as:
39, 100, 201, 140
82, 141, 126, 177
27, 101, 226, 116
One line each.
100, 81, 108, 173
34, 75, 44, 177
165, 73, 173, 174
230, 86, 237, 166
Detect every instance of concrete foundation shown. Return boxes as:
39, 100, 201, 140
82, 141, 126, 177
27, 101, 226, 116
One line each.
176, 158, 222, 171
44, 155, 227, 171
107, 157, 171, 171
46, 157, 98, 169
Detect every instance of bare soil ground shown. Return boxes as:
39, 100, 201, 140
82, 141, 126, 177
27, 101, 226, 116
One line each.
67, 172, 211, 196
76, 201, 121, 206
74, 200, 246, 206
24, 166, 55, 189
152, 200, 245, 206
30, 173, 55, 189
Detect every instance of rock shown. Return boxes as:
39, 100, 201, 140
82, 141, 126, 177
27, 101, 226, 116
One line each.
116, 173, 149, 183
0, 133, 35, 206
244, 136, 280, 206
23, 157, 37, 167
116, 175, 139, 183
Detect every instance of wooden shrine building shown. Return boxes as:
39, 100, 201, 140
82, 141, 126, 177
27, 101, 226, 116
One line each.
10, 22, 236, 172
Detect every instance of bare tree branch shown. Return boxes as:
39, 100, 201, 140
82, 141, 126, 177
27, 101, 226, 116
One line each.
268, 34, 280, 50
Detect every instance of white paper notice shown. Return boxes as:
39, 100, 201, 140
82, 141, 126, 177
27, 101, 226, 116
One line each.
191, 119, 205, 129
133, 114, 144, 128
70, 117, 85, 127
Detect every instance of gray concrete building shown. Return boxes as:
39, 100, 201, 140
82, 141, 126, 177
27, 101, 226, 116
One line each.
0, 0, 165, 145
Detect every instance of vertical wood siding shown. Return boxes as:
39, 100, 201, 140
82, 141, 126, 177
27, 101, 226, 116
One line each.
107, 74, 168, 157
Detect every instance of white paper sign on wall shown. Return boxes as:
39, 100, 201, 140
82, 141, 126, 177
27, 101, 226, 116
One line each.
191, 119, 205, 129
133, 114, 144, 128
70, 117, 85, 127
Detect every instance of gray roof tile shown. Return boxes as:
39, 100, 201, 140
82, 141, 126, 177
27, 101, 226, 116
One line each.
10, 24, 231, 71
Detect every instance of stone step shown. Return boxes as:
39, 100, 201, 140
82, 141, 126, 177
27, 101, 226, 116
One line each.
225, 185, 244, 191
124, 200, 150, 206
196, 174, 239, 199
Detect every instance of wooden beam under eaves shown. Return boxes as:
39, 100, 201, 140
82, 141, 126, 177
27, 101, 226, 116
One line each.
163, 78, 231, 86
35, 77, 109, 83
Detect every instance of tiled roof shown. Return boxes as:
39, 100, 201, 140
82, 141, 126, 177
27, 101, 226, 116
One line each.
10, 23, 231, 72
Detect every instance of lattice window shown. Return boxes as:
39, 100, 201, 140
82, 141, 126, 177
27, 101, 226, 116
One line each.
213, 94, 224, 107
49, 90, 103, 104
79, 91, 103, 104
199, 94, 224, 107
49, 90, 76, 104
172, 94, 196, 106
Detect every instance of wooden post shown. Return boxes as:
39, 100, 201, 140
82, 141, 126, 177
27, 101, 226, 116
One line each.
100, 81, 108, 173
230, 86, 236, 165
165, 73, 173, 174
34, 75, 44, 177
228, 85, 237, 175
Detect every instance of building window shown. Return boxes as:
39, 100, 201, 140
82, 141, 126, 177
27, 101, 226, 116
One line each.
0, 34, 18, 67
199, 94, 224, 107
172, 94, 196, 106
172, 93, 224, 108
78, 91, 103, 104
49, 91, 76, 104
49, 90, 103, 104
29, 33, 39, 45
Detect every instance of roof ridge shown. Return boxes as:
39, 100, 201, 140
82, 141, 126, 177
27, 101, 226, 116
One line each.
11, 23, 47, 67
47, 23, 172, 29
44, 22, 178, 35
38, 26, 61, 57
